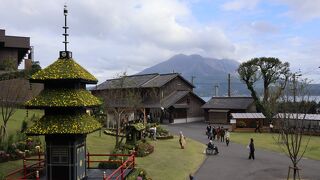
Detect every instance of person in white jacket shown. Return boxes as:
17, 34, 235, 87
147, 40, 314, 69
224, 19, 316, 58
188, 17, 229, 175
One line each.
225, 129, 230, 146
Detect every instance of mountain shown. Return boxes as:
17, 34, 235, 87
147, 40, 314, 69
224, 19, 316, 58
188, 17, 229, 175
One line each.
139, 54, 250, 97
140, 54, 238, 76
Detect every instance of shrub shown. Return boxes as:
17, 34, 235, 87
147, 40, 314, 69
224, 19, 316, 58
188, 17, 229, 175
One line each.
0, 151, 10, 163
98, 161, 120, 169
237, 121, 247, 128
136, 142, 154, 157
98, 148, 130, 169
126, 168, 152, 180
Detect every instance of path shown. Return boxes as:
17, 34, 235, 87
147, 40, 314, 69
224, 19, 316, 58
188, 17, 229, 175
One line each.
167, 122, 320, 180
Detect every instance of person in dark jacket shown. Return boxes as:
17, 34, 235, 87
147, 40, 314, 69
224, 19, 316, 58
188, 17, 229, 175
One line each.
248, 138, 255, 160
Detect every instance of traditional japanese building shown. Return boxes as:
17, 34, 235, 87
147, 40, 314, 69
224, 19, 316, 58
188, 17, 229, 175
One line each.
92, 73, 205, 124
202, 96, 256, 124
24, 6, 101, 180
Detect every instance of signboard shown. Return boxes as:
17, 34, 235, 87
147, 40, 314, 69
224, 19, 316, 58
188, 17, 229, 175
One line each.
230, 119, 236, 124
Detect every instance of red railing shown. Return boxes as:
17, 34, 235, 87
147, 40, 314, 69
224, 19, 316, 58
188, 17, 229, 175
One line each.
5, 157, 45, 180
86, 153, 135, 180
5, 153, 134, 180
105, 154, 135, 180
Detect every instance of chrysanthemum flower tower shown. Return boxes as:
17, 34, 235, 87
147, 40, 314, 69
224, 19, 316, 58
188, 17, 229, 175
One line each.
25, 5, 101, 180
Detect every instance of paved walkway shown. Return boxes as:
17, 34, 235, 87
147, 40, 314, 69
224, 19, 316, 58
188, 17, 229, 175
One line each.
167, 122, 320, 180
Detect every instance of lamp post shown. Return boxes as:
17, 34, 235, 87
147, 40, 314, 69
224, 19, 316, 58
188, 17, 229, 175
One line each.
292, 73, 302, 103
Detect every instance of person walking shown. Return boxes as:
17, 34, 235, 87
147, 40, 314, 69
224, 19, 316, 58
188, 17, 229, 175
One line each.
255, 120, 261, 133
216, 127, 221, 141
206, 124, 212, 139
248, 138, 255, 160
225, 129, 230, 146
179, 131, 186, 149
220, 127, 225, 142
269, 122, 274, 133
212, 126, 216, 140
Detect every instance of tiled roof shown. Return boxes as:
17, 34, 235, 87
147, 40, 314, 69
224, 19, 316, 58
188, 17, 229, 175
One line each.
202, 96, 254, 109
231, 113, 265, 119
94, 73, 194, 90
161, 90, 190, 108
142, 74, 178, 88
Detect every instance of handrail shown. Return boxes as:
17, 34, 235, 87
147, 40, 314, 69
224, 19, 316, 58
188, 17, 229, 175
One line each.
106, 154, 135, 180
5, 159, 45, 180
86, 152, 134, 169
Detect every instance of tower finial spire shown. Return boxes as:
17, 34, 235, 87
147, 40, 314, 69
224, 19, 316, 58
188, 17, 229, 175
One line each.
60, 5, 72, 59
63, 5, 69, 51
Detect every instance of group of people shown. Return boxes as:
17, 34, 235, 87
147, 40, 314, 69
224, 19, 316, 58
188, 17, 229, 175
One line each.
206, 124, 230, 146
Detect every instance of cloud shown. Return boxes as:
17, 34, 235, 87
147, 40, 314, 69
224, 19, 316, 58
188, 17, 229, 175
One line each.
221, 0, 260, 11
250, 21, 279, 34
0, 0, 237, 82
275, 0, 320, 21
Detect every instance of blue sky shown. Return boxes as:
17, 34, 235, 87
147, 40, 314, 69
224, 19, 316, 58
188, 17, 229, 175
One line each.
0, 0, 319, 82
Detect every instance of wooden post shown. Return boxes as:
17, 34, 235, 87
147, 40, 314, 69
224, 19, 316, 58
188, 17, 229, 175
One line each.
143, 108, 147, 125
132, 154, 135, 168
120, 165, 124, 180
23, 160, 27, 179
38, 148, 41, 167
87, 152, 90, 169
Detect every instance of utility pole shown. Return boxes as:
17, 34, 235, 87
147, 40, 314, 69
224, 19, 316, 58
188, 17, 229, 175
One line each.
191, 76, 195, 92
214, 84, 219, 97
191, 76, 195, 85
293, 73, 302, 103
228, 73, 231, 97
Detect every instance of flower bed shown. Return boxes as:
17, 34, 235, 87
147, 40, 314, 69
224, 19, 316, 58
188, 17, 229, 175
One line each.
103, 129, 125, 137
0, 137, 42, 163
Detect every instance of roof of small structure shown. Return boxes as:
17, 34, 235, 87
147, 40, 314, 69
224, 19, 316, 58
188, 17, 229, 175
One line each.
274, 113, 320, 121
30, 58, 97, 83
129, 123, 145, 131
202, 96, 254, 109
26, 113, 101, 135
231, 113, 265, 119
25, 88, 101, 108
93, 73, 194, 90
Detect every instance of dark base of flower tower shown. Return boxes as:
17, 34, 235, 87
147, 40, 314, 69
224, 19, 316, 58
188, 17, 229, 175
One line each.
45, 135, 87, 180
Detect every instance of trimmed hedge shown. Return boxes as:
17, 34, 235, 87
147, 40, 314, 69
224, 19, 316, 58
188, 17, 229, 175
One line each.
30, 58, 97, 82
25, 88, 102, 107
26, 113, 101, 135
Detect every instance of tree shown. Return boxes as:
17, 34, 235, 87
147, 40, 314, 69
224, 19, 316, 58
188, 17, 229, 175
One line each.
0, 79, 29, 142
274, 77, 312, 180
238, 57, 291, 119
97, 72, 152, 148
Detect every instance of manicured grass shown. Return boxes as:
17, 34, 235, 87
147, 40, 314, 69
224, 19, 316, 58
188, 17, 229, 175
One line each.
136, 137, 206, 180
2, 109, 43, 135
230, 132, 320, 160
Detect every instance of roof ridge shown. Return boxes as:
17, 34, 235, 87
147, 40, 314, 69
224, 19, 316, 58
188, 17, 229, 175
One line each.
104, 73, 159, 82
141, 74, 161, 87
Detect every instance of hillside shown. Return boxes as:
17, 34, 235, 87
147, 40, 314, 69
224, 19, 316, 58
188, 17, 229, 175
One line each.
139, 54, 250, 96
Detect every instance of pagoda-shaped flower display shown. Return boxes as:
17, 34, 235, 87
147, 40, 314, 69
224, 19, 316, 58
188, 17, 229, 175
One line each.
25, 5, 101, 180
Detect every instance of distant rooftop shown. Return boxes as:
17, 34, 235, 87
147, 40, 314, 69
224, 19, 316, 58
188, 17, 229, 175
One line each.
0, 29, 30, 65
202, 96, 254, 109
94, 73, 194, 90
231, 113, 265, 119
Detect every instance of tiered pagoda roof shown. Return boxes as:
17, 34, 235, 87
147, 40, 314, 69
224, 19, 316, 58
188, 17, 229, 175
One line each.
30, 58, 97, 83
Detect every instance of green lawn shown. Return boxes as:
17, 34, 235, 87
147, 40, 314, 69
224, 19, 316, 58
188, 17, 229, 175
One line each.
1, 109, 206, 179
2, 109, 43, 135
136, 137, 205, 180
231, 132, 320, 160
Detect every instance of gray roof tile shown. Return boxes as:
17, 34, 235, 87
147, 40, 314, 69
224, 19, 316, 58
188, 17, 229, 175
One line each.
202, 97, 254, 109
